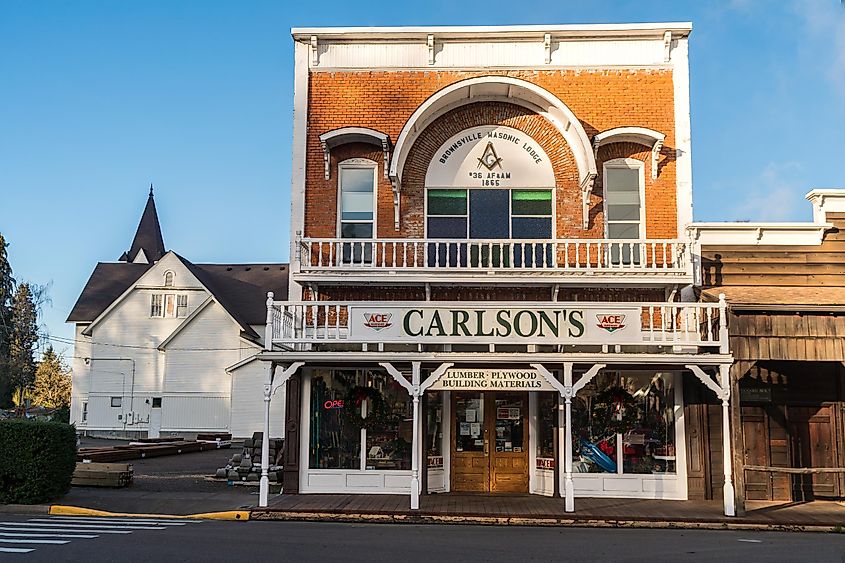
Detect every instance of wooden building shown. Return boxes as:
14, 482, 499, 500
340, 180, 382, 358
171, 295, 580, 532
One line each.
691, 189, 845, 507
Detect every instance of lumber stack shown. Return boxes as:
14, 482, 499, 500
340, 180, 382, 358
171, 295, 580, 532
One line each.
214, 432, 283, 484
77, 438, 229, 463
72, 462, 133, 488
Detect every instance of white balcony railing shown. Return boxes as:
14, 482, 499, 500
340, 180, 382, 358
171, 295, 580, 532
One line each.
266, 299, 727, 351
297, 238, 691, 277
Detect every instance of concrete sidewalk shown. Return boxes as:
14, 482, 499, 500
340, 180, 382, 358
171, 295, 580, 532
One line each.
250, 493, 845, 532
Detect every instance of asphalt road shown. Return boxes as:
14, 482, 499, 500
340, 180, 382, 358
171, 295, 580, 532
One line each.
0, 515, 844, 563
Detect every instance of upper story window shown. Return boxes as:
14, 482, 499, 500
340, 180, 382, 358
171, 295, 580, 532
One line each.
426, 188, 553, 267
150, 293, 188, 318
338, 159, 377, 263
604, 158, 644, 264
163, 271, 175, 287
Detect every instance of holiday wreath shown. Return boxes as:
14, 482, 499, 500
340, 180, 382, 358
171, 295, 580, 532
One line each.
591, 386, 638, 435
342, 386, 399, 430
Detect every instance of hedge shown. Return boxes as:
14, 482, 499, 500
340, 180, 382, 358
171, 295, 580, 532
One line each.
0, 419, 77, 504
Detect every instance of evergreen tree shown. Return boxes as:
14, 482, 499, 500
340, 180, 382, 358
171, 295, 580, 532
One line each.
31, 345, 71, 409
7, 283, 38, 408
0, 234, 15, 406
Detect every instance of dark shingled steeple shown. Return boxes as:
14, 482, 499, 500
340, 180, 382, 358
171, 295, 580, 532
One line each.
120, 185, 166, 263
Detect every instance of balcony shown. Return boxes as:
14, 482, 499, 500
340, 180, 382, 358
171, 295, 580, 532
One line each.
295, 238, 693, 285
266, 299, 727, 352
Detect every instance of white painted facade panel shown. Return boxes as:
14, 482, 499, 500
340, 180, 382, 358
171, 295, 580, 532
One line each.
230, 360, 285, 439
160, 394, 230, 431
312, 37, 668, 69
69, 324, 92, 426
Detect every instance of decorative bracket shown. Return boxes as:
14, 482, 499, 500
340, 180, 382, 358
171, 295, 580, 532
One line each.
663, 31, 672, 63
544, 33, 552, 64
320, 138, 330, 180
580, 173, 597, 229
686, 364, 730, 401
310, 35, 319, 66
427, 34, 435, 65
651, 138, 664, 180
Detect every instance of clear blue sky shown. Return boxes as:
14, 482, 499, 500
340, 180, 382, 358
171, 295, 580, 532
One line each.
1, 0, 843, 360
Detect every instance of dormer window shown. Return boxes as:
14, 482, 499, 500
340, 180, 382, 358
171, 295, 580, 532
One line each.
164, 271, 175, 287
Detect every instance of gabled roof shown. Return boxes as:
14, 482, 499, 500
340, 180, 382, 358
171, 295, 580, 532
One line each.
67, 255, 289, 340
67, 262, 152, 322
123, 187, 165, 263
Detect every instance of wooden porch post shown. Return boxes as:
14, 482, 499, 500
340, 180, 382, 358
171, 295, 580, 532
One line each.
259, 362, 277, 508
411, 362, 421, 510
720, 363, 736, 516
563, 363, 575, 512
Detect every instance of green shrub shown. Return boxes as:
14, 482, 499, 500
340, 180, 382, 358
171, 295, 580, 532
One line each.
0, 419, 77, 504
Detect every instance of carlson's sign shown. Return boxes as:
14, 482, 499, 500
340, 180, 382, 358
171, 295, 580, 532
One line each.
425, 125, 555, 189
348, 305, 642, 344
428, 369, 557, 391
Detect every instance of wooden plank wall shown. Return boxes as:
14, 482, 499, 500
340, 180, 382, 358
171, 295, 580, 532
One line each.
701, 212, 845, 288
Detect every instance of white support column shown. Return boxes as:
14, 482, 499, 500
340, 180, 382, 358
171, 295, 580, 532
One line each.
562, 363, 575, 512
720, 363, 736, 517
410, 361, 422, 510
258, 361, 304, 508
259, 362, 277, 508
557, 395, 565, 500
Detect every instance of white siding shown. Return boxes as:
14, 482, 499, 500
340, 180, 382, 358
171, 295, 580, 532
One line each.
69, 324, 92, 427
230, 360, 285, 439
160, 394, 230, 431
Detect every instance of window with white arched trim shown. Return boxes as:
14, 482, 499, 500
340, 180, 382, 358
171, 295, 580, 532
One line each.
603, 158, 645, 264
164, 271, 175, 287
338, 158, 377, 263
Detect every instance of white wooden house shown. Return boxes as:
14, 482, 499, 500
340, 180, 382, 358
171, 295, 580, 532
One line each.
67, 189, 287, 439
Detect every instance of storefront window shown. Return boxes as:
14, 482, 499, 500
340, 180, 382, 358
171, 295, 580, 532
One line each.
536, 393, 558, 460
494, 395, 525, 452
571, 371, 676, 475
365, 373, 412, 470
309, 370, 363, 469
309, 369, 413, 471
425, 393, 443, 468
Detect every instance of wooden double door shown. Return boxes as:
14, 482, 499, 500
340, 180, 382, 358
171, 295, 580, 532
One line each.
451, 392, 529, 493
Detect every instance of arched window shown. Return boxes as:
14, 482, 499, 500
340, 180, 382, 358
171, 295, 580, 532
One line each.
164, 271, 175, 287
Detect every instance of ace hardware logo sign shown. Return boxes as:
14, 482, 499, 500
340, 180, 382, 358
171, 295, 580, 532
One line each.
596, 314, 626, 333
362, 312, 393, 332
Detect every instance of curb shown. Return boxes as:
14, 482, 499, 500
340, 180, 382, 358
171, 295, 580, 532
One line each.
248, 510, 845, 533
0, 504, 51, 515
48, 505, 250, 521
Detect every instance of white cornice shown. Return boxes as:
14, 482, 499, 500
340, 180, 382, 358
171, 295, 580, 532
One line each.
688, 222, 833, 246
292, 23, 693, 42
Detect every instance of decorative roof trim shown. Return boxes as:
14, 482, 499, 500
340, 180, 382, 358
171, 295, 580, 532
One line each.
390, 76, 597, 230
157, 296, 215, 351
318, 127, 391, 181
593, 126, 666, 180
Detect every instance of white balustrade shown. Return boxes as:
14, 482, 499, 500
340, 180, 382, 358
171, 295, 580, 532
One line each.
298, 238, 690, 276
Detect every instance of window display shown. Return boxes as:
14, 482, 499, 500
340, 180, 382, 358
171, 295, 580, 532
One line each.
536, 393, 558, 461
309, 370, 363, 469
425, 393, 443, 468
365, 374, 412, 470
455, 394, 484, 452
309, 369, 412, 471
571, 371, 676, 474
494, 395, 524, 453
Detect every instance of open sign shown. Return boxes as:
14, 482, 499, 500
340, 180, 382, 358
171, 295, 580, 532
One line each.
323, 399, 344, 410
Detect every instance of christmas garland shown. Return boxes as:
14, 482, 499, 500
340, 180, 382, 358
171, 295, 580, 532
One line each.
591, 386, 638, 435
342, 386, 398, 430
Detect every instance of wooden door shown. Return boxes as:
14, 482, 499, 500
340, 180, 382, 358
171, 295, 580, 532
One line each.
490, 393, 529, 493
788, 405, 839, 499
451, 392, 529, 493
451, 393, 489, 492
742, 406, 772, 500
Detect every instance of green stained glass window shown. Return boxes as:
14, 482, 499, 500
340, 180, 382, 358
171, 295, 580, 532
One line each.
427, 189, 468, 215
512, 189, 552, 215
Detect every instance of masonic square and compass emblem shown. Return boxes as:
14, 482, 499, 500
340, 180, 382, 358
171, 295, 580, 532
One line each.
476, 141, 503, 170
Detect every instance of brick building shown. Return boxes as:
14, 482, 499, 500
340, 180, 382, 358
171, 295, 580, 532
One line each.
255, 23, 739, 516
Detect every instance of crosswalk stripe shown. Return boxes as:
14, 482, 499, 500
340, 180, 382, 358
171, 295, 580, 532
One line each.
0, 521, 165, 530
0, 547, 33, 553
46, 516, 190, 525
0, 538, 69, 545
0, 526, 131, 535
0, 532, 99, 539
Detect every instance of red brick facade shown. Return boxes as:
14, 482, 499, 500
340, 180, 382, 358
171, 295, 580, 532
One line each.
304, 69, 677, 241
